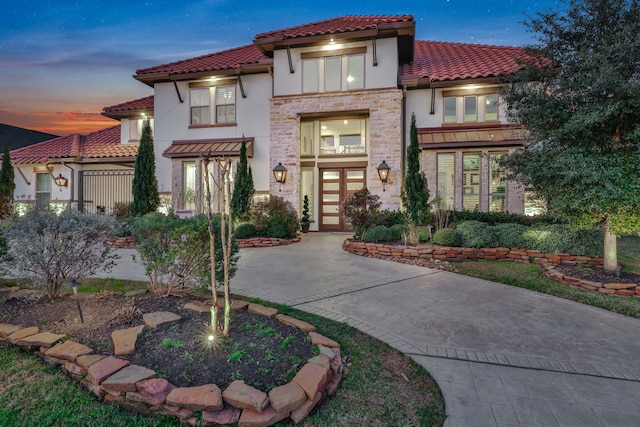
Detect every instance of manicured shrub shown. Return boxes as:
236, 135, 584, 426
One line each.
493, 223, 532, 249
373, 209, 405, 228
449, 210, 564, 226
341, 188, 381, 239
389, 223, 407, 240
250, 196, 299, 239
528, 224, 603, 256
433, 228, 462, 247
364, 225, 392, 243
234, 222, 257, 239
455, 220, 498, 248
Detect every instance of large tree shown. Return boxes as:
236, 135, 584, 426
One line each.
502, 0, 640, 273
402, 113, 430, 244
230, 138, 254, 221
132, 121, 160, 216
0, 145, 15, 219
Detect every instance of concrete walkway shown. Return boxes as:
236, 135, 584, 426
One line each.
104, 233, 640, 426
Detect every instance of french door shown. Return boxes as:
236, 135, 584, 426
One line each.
319, 167, 366, 230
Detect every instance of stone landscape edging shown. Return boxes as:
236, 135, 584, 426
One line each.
343, 239, 639, 298
0, 300, 347, 427
237, 237, 300, 249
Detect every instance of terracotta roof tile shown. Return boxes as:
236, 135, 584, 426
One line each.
103, 95, 154, 114
10, 126, 137, 164
254, 15, 413, 41
401, 41, 537, 83
136, 44, 267, 76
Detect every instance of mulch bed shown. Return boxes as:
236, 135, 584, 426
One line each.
554, 264, 640, 285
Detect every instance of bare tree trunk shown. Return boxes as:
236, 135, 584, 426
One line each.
603, 215, 618, 274
218, 159, 233, 336
202, 155, 219, 333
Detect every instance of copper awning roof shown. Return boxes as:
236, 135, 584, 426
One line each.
418, 124, 528, 149
163, 137, 254, 158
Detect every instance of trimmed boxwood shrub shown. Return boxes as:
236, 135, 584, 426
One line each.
364, 225, 392, 242
526, 224, 603, 256
449, 210, 565, 226
455, 221, 498, 248
493, 223, 532, 249
234, 222, 257, 239
389, 224, 407, 240
433, 228, 462, 247
373, 209, 405, 228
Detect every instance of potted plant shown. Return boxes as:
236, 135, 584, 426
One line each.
301, 194, 310, 233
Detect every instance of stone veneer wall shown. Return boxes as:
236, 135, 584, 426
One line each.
269, 88, 404, 214
0, 301, 347, 427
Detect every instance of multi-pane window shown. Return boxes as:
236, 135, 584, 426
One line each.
444, 97, 457, 123
485, 94, 498, 121
463, 153, 480, 211
183, 162, 197, 210
190, 85, 236, 125
36, 173, 51, 208
443, 93, 499, 123
302, 53, 365, 93
464, 96, 477, 122
320, 118, 366, 154
489, 153, 507, 212
436, 154, 455, 209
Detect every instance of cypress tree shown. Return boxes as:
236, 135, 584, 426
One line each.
230, 138, 254, 221
402, 113, 430, 228
131, 121, 159, 216
0, 145, 15, 219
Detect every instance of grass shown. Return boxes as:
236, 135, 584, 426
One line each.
456, 260, 640, 319
0, 283, 446, 427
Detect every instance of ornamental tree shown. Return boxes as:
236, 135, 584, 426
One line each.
230, 138, 254, 221
0, 145, 15, 219
502, 0, 640, 273
401, 113, 430, 244
132, 121, 160, 216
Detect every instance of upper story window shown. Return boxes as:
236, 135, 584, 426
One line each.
190, 84, 236, 125
302, 48, 366, 93
300, 116, 368, 156
442, 89, 499, 124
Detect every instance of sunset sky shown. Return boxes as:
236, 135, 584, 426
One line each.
0, 0, 560, 136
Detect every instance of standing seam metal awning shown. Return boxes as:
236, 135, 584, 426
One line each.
162, 137, 254, 158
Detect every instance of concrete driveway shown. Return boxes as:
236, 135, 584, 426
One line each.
103, 233, 640, 426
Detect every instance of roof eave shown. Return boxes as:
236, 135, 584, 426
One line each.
101, 109, 153, 120
134, 62, 272, 85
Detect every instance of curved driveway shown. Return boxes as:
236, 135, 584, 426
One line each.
104, 233, 640, 426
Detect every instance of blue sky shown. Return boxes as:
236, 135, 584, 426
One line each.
0, 0, 560, 135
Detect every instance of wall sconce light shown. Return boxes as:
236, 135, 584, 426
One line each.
273, 162, 287, 192
54, 174, 68, 187
376, 160, 391, 191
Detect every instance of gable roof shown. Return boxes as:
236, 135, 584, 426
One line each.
400, 41, 535, 87
134, 44, 270, 86
9, 126, 137, 164
102, 95, 154, 119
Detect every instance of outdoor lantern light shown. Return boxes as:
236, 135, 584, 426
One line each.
273, 162, 287, 191
376, 160, 391, 191
54, 174, 68, 187
66, 279, 84, 323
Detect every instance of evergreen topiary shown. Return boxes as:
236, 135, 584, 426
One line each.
401, 113, 430, 243
231, 138, 255, 221
131, 121, 159, 216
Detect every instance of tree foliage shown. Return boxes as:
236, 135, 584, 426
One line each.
132, 121, 160, 216
4, 210, 118, 300
0, 145, 15, 219
341, 188, 381, 239
501, 0, 640, 271
402, 114, 430, 243
230, 138, 254, 221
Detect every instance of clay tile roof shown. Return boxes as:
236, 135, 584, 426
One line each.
135, 44, 267, 77
401, 41, 538, 83
254, 15, 414, 41
163, 137, 254, 159
102, 95, 154, 114
10, 125, 137, 164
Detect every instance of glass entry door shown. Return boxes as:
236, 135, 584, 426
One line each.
319, 167, 365, 230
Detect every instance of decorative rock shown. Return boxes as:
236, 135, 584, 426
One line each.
46, 340, 93, 362
308, 355, 331, 371
64, 361, 88, 377
290, 392, 322, 424
86, 356, 130, 385
268, 381, 307, 414
308, 332, 340, 348
238, 406, 287, 427
0, 324, 22, 338
7, 326, 39, 344
215, 299, 250, 311
276, 314, 316, 332
183, 301, 211, 314
222, 380, 269, 412
293, 363, 330, 399
326, 373, 343, 395
317, 345, 335, 359
15, 331, 65, 348
143, 311, 181, 328
136, 378, 176, 406
202, 407, 241, 425
604, 283, 637, 290
166, 384, 223, 411
101, 365, 156, 393
80, 378, 105, 398
247, 304, 278, 318
76, 354, 106, 370
112, 325, 144, 355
